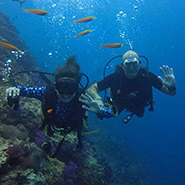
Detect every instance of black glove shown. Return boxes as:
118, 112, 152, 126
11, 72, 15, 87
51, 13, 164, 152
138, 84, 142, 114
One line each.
7, 96, 19, 111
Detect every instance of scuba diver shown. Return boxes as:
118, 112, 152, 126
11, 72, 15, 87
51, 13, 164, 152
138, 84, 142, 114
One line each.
6, 56, 87, 156
79, 49, 177, 123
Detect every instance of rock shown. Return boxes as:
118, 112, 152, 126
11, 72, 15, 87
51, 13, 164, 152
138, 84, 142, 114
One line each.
0, 136, 9, 169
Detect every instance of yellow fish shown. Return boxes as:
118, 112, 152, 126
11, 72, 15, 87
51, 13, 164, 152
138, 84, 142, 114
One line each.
75, 30, 93, 38
23, 9, 49, 15
140, 180, 144, 185
101, 43, 123, 48
83, 129, 100, 135
0, 41, 19, 51
75, 16, 96, 23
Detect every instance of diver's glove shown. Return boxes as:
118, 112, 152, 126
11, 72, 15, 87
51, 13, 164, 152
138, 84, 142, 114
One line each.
79, 93, 113, 119
6, 87, 20, 111
158, 65, 176, 91
79, 93, 102, 114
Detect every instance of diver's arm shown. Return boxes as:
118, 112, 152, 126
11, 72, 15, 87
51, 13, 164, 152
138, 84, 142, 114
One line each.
79, 91, 114, 119
6, 86, 46, 101
159, 84, 177, 96
158, 65, 177, 96
87, 74, 117, 104
80, 75, 117, 119
17, 86, 46, 101
86, 83, 104, 105
85, 83, 114, 118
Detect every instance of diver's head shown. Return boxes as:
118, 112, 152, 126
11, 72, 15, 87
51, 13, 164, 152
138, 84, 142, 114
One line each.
55, 77, 78, 102
122, 50, 141, 79
54, 56, 81, 103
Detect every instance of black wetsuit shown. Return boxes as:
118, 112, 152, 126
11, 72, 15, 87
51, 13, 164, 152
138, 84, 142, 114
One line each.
97, 67, 163, 117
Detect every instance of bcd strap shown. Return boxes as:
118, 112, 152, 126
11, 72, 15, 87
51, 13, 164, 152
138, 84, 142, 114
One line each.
39, 84, 57, 135
50, 128, 70, 158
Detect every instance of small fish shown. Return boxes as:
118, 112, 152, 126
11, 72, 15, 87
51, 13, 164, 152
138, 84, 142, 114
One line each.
0, 41, 19, 51
75, 16, 96, 23
101, 43, 123, 48
12, 0, 26, 8
140, 180, 144, 185
83, 129, 100, 135
47, 109, 53, 114
23, 9, 49, 16
75, 30, 93, 38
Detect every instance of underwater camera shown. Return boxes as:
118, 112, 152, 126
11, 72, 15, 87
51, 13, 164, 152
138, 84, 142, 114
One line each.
7, 96, 19, 111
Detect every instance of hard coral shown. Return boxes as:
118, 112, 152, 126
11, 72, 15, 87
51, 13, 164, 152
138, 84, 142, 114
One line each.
20, 144, 43, 171
7, 142, 29, 166
7, 142, 43, 171
59, 179, 74, 185
0, 137, 9, 169
63, 161, 78, 181
57, 143, 77, 163
34, 130, 46, 148
0, 124, 28, 140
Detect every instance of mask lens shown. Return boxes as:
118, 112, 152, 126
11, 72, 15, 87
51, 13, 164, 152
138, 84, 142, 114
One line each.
56, 82, 78, 95
123, 60, 130, 68
123, 57, 140, 69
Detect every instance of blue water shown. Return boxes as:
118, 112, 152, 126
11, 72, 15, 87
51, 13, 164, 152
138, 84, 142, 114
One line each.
0, 0, 185, 184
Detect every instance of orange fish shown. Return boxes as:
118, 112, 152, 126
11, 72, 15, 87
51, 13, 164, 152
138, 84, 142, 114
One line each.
75, 30, 93, 38
23, 9, 49, 15
0, 41, 19, 51
75, 16, 96, 23
47, 109, 53, 114
101, 43, 123, 48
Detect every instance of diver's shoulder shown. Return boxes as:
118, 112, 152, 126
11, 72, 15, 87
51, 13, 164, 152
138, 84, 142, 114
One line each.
148, 70, 158, 77
107, 72, 120, 78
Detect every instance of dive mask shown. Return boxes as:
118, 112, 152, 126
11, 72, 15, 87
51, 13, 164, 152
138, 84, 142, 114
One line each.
55, 77, 78, 95
122, 57, 140, 69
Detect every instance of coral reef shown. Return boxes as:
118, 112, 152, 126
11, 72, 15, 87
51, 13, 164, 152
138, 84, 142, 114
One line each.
0, 137, 9, 169
7, 142, 29, 166
0, 11, 112, 185
0, 11, 149, 185
63, 161, 78, 181
0, 123, 28, 140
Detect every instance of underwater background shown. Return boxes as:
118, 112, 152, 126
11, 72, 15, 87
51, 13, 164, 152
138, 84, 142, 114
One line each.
0, 0, 184, 185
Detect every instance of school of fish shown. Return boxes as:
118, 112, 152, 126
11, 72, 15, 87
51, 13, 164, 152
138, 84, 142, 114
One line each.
0, 3, 123, 52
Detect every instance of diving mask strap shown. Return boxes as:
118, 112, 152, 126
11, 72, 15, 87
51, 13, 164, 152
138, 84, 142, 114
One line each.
56, 77, 78, 84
